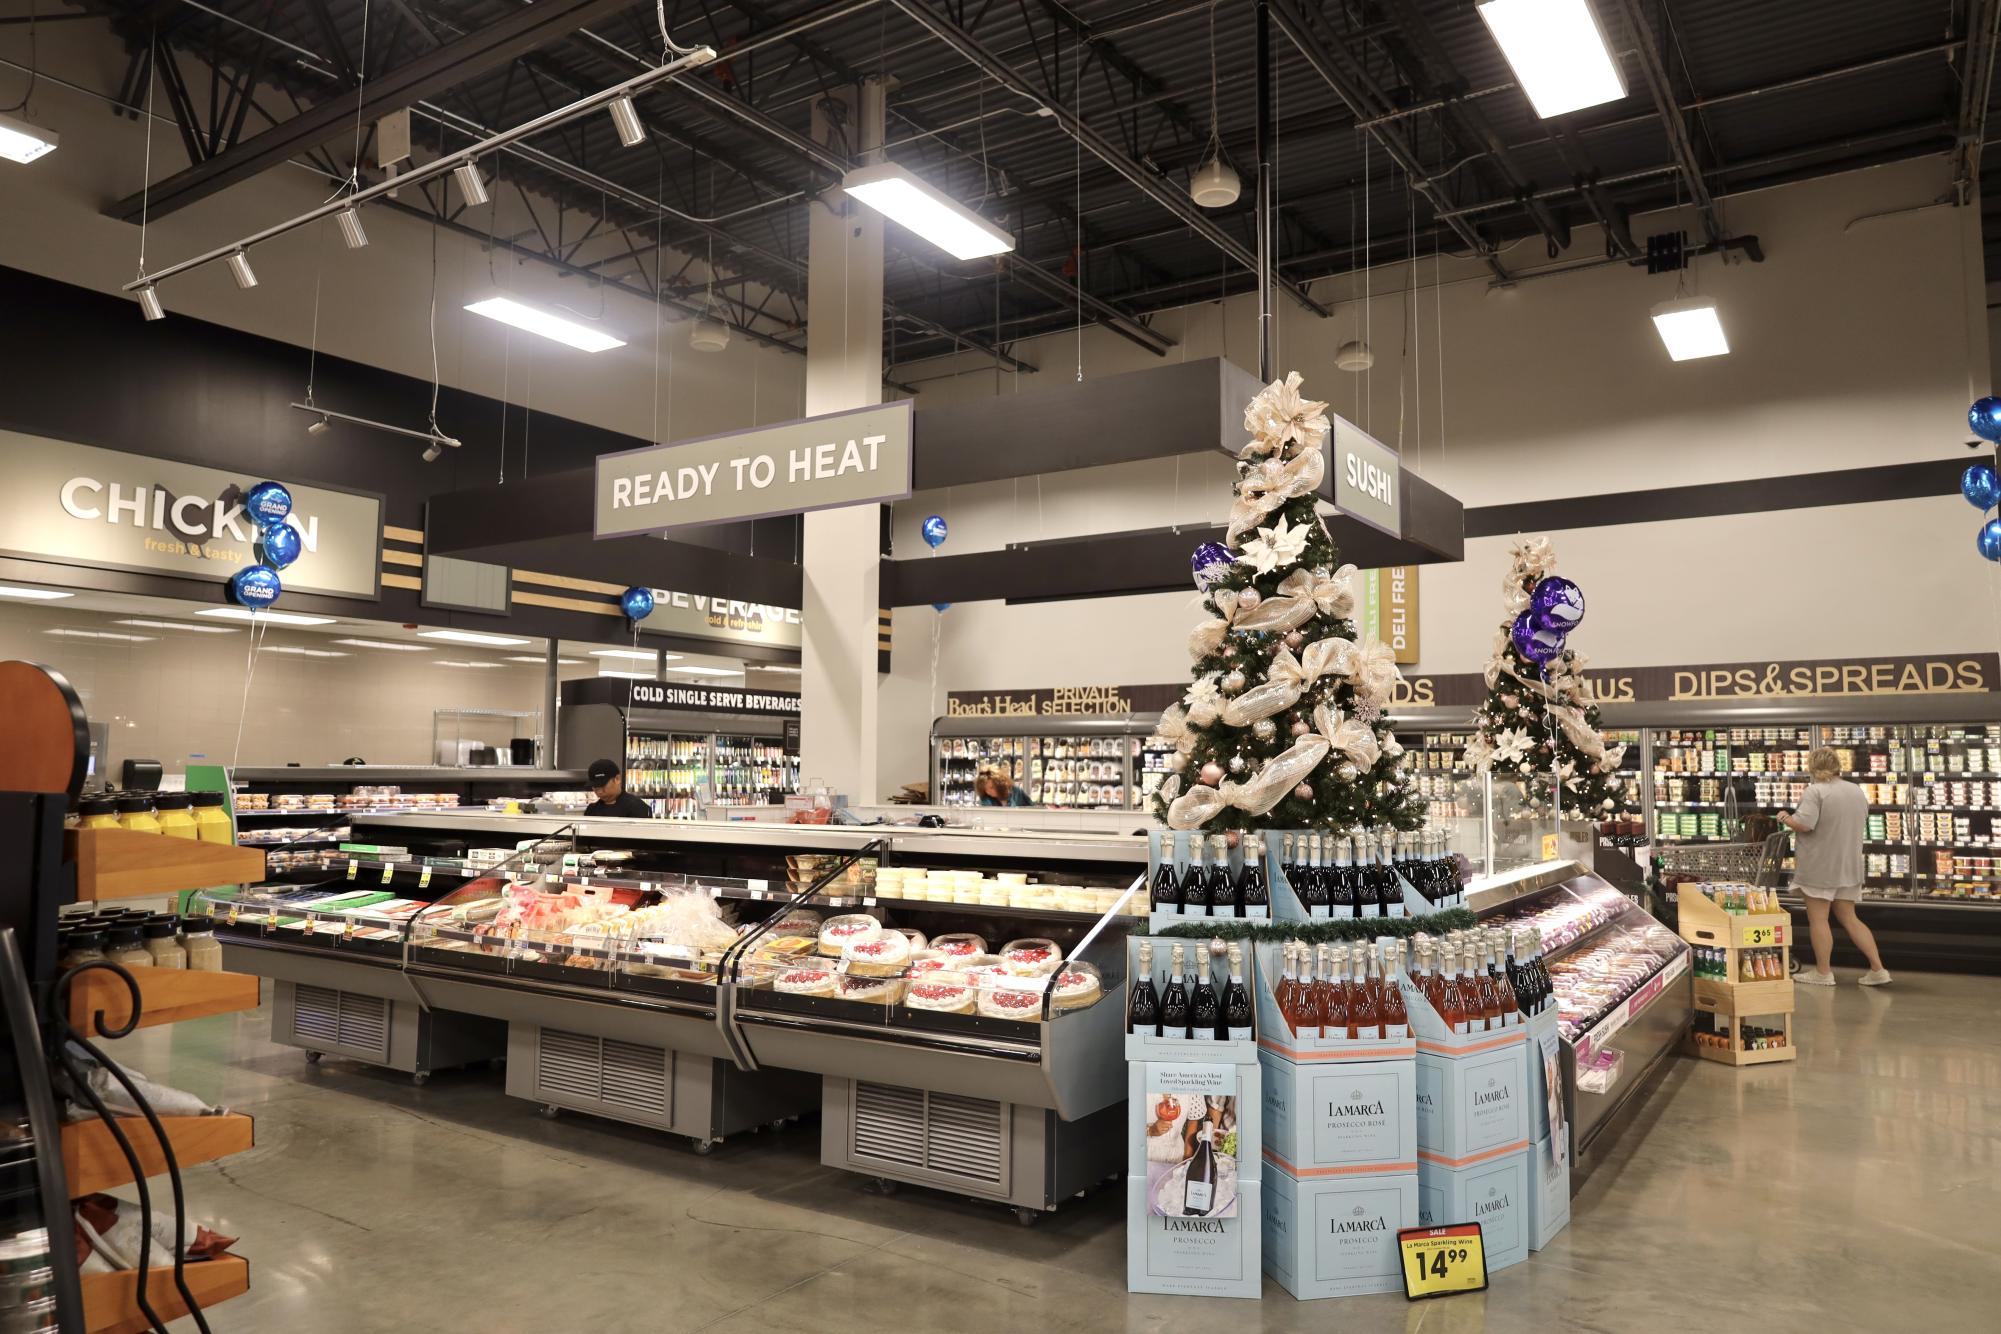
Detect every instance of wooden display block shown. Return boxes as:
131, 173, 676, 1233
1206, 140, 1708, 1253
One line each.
1693, 976, 1794, 1017
1676, 890, 1789, 952
1694, 1012, 1797, 1067
67, 968, 261, 1036
62, 1114, 254, 1196
80, 1254, 249, 1334
67, 827, 265, 902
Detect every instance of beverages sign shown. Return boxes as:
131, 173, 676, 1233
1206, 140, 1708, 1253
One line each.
644, 589, 801, 649
595, 401, 913, 537
1332, 418, 1400, 538
0, 430, 384, 599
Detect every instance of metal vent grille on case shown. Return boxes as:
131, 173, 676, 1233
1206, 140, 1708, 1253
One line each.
849, 1082, 1004, 1184
534, 1029, 670, 1116
291, 984, 389, 1058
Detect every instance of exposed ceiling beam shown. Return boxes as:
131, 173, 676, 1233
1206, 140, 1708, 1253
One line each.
1267, 0, 1509, 282
1953, 0, 2001, 205
889, 0, 1333, 319
107, 0, 644, 221
1611, 0, 1720, 244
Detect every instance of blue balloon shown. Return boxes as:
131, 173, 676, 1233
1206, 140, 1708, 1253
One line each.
620, 586, 655, 621
257, 520, 302, 569
243, 481, 293, 530
1529, 576, 1585, 634
1980, 519, 2001, 562
1963, 463, 2001, 512
932, 602, 952, 612
1191, 541, 1233, 591
921, 515, 949, 549
1510, 610, 1565, 666
230, 564, 282, 608
1971, 398, 2001, 443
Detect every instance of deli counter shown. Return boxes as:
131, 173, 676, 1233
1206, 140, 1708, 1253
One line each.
201, 811, 1145, 1219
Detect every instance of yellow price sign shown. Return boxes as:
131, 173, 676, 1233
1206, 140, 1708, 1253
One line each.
1742, 924, 1784, 947
1539, 833, 1559, 861
1398, 1223, 1488, 1300
345, 860, 359, 881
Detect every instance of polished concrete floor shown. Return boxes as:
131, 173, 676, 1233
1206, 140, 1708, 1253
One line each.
100, 969, 2001, 1333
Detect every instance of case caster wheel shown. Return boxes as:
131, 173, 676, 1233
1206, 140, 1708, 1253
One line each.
767, 1118, 789, 1133
689, 1138, 717, 1155
538, 1104, 561, 1120
410, 1072, 430, 1087
864, 1177, 899, 1196
303, 1051, 323, 1065
1014, 1207, 1042, 1227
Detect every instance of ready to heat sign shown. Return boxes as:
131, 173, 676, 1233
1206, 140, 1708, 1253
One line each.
0, 430, 384, 599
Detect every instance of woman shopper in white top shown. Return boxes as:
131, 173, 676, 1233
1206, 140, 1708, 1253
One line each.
1777, 747, 1891, 986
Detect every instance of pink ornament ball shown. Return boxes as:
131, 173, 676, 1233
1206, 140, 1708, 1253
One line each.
1224, 830, 1242, 849
1290, 719, 1309, 737
1293, 782, 1313, 800
1239, 588, 1261, 610
1199, 762, 1225, 786
1283, 630, 1305, 650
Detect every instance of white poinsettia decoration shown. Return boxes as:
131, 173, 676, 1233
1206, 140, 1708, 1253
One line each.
1493, 728, 1532, 765
1464, 735, 1495, 773
1238, 513, 1312, 575
1243, 371, 1331, 455
1183, 674, 1224, 724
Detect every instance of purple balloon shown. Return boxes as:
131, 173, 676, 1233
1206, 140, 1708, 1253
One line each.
1511, 611, 1565, 666
1530, 576, 1585, 634
1191, 541, 1233, 590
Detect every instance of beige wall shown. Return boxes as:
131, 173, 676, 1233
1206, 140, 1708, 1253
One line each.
877, 157, 1995, 791
0, 600, 549, 775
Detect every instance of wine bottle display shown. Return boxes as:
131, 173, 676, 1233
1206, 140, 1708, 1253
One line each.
1221, 943, 1254, 1040
1161, 945, 1192, 1039
1240, 837, 1269, 920
1128, 941, 1161, 1036
1184, 839, 1213, 917
1154, 835, 1183, 914
1189, 951, 1221, 1041
1183, 1122, 1217, 1217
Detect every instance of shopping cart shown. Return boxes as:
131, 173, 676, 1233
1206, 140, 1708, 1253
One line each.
1657, 833, 1789, 886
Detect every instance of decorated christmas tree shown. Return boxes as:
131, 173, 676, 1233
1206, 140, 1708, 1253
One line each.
1149, 373, 1425, 837
1464, 536, 1625, 814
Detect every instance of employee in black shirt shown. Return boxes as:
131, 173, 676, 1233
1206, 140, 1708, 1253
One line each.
584, 759, 652, 818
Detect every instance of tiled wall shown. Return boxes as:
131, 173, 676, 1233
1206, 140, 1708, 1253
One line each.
0, 601, 549, 778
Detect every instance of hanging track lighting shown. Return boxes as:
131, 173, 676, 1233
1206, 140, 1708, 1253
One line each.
608, 94, 647, 148
288, 401, 462, 457
224, 250, 258, 289
335, 206, 369, 249
119, 45, 717, 309
135, 285, 165, 321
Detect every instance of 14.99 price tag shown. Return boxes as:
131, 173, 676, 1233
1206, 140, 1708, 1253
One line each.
1398, 1223, 1488, 1300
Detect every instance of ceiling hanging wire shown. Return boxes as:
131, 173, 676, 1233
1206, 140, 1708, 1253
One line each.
131, 22, 161, 318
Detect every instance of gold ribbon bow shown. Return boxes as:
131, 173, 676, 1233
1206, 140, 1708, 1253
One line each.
1275, 565, 1358, 621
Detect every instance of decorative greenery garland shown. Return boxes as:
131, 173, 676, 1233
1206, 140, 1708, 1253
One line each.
1155, 908, 1477, 945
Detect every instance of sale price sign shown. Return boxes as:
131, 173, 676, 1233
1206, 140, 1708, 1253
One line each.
1398, 1223, 1488, 1300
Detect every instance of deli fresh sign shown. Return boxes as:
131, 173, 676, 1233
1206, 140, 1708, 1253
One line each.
595, 401, 913, 536
0, 430, 383, 599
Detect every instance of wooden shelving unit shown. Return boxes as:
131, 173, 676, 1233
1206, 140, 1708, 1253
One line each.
67, 967, 261, 1035
79, 1256, 250, 1334
61, 1114, 255, 1197
1679, 889, 1797, 1066
66, 826, 266, 902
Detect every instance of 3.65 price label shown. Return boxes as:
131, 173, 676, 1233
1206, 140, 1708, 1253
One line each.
1398, 1223, 1488, 1300
1742, 924, 1784, 947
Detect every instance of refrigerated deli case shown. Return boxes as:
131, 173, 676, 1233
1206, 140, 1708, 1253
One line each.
202, 812, 1143, 1213
930, 715, 1171, 811
1464, 860, 1692, 1165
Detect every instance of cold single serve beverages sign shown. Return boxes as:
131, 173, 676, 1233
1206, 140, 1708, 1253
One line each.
595, 401, 913, 537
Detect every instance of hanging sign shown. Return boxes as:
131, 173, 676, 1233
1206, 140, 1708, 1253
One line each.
0, 431, 383, 599
1359, 567, 1420, 665
1397, 1223, 1488, 1299
1332, 419, 1401, 538
1389, 653, 2001, 709
595, 401, 914, 537
945, 683, 1183, 718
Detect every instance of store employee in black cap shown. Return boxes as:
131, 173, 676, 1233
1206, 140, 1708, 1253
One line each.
584, 759, 653, 818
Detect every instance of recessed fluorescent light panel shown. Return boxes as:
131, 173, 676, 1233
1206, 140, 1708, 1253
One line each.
262, 645, 347, 658
0, 585, 73, 600
1651, 297, 1730, 361
113, 619, 237, 633
418, 629, 531, 646
597, 669, 658, 680
436, 659, 505, 669
332, 638, 430, 651
840, 162, 1015, 260
1477, 0, 1626, 119
592, 648, 674, 661
197, 607, 336, 626
668, 665, 741, 677
464, 296, 625, 352
45, 629, 153, 642
0, 111, 58, 163
507, 656, 585, 665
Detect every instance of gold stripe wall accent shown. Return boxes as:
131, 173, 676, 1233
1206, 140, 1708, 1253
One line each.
382, 573, 422, 591
513, 568, 625, 596
514, 589, 625, 617
383, 524, 425, 546
382, 549, 424, 568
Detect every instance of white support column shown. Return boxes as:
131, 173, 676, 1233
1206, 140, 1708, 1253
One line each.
799, 79, 888, 803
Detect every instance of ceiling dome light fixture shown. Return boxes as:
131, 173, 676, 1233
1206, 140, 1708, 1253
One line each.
1190, 155, 1241, 209
1334, 340, 1374, 371
690, 312, 731, 353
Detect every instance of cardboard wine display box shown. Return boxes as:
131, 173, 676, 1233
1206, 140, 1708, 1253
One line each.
1129, 1062, 1263, 1186
1145, 830, 1443, 932
1123, 934, 1262, 1064
1262, 1159, 1417, 1300
1398, 972, 1532, 1167
1528, 1133, 1571, 1251
1523, 1004, 1564, 1144
1129, 1179, 1264, 1299
1418, 1147, 1531, 1274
